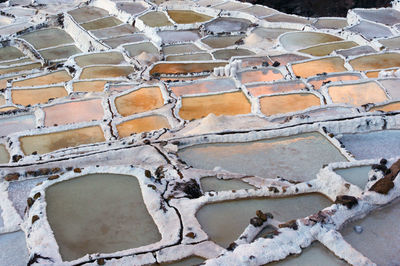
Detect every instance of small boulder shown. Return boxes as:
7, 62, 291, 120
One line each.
335, 195, 358, 209
256, 210, 268, 221
4, 173, 20, 181
250, 217, 264, 227
369, 177, 394, 195
279, 220, 298, 230
31, 215, 39, 224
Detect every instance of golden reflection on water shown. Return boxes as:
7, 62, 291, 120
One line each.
117, 115, 170, 138
260, 93, 320, 116
12, 86, 68, 106
179, 91, 251, 120
115, 86, 164, 117
292, 57, 346, 78
20, 126, 105, 155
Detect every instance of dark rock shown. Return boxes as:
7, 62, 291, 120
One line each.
97, 258, 105, 265
73, 168, 81, 173
182, 180, 202, 199
335, 195, 358, 209
12, 155, 22, 162
372, 164, 388, 173
227, 242, 238, 251
250, 217, 264, 227
369, 177, 394, 194
147, 184, 157, 190
38, 168, 51, 175
144, 170, 152, 178
369, 159, 400, 194
268, 186, 279, 193
380, 158, 387, 165
185, 232, 196, 239
33, 192, 41, 200
155, 166, 165, 179
279, 220, 298, 230
51, 167, 61, 173
27, 197, 34, 208
31, 215, 39, 224
4, 173, 20, 181
48, 175, 59, 180
272, 61, 280, 67
256, 210, 268, 221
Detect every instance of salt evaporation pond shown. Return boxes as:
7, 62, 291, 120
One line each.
267, 241, 348, 265
339, 130, 400, 160
341, 198, 400, 265
200, 176, 254, 192
0, 231, 29, 266
160, 256, 204, 266
179, 133, 347, 182
197, 194, 332, 248
46, 173, 161, 261
334, 166, 372, 189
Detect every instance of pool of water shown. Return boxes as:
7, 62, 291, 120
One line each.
178, 91, 251, 120
116, 115, 170, 138
0, 114, 36, 137
114, 86, 164, 117
328, 81, 388, 106
279, 32, 343, 51
80, 16, 123, 31
179, 132, 347, 182
167, 10, 212, 24
268, 241, 348, 265
39, 45, 82, 61
308, 74, 361, 90
341, 198, 400, 265
212, 48, 255, 60
139, 11, 173, 27
80, 66, 134, 79
201, 35, 245, 49
238, 68, 283, 84
12, 86, 68, 106
200, 177, 254, 192
259, 93, 320, 116
0, 231, 29, 266
68, 6, 109, 24
12, 70, 71, 87
20, 28, 74, 50
20, 126, 105, 155
339, 130, 400, 160
349, 53, 400, 71
74, 52, 126, 67
370, 102, 400, 112
170, 78, 236, 97
72, 80, 108, 92
247, 81, 306, 97
43, 99, 104, 127
299, 41, 357, 57
291, 57, 347, 78
197, 194, 332, 248
0, 144, 9, 164
334, 166, 371, 189
46, 173, 161, 261
204, 17, 251, 34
